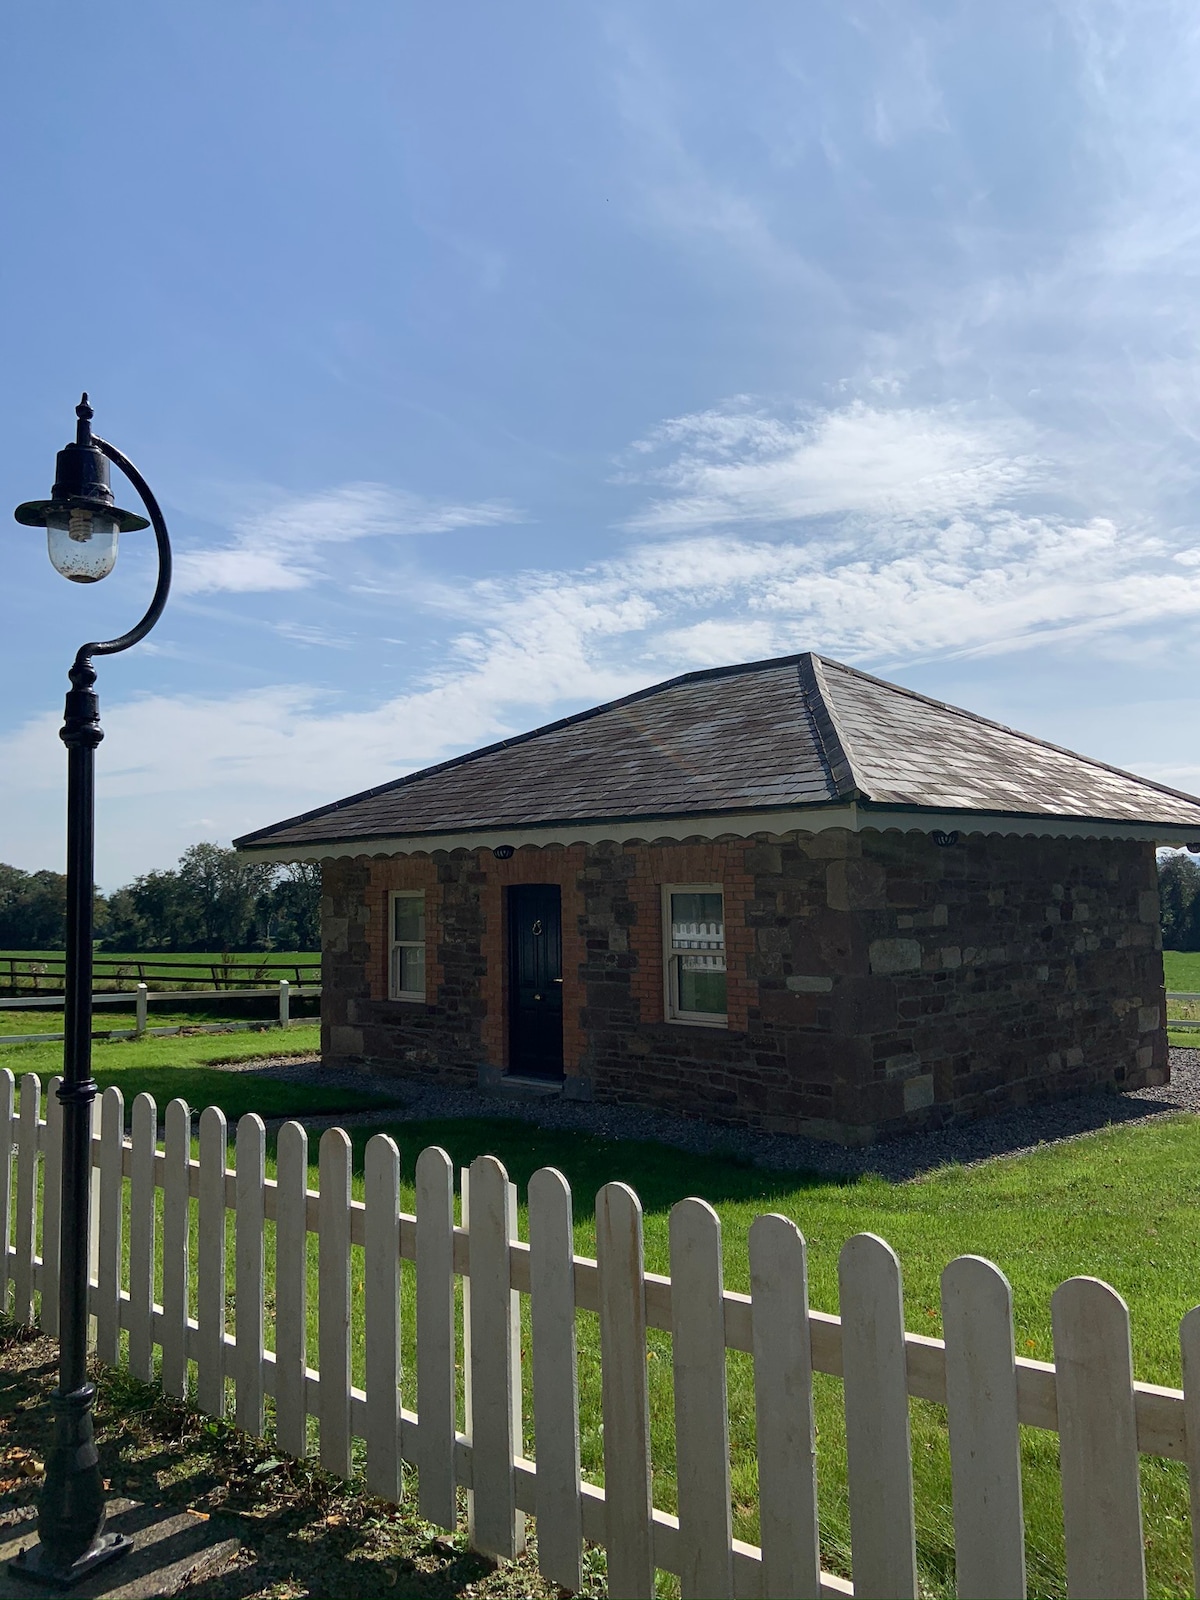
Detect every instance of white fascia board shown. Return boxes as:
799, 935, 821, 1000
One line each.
237, 802, 1200, 863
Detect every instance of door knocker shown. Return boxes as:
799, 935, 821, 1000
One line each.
531, 918, 543, 936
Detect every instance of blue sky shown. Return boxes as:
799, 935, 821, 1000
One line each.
3, 1, 1200, 888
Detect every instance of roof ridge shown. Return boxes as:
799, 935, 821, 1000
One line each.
813, 654, 1200, 810
234, 649, 815, 848
796, 654, 868, 800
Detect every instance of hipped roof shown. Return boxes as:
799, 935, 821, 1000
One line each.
234, 652, 1200, 853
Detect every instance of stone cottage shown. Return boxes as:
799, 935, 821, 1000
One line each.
235, 653, 1200, 1144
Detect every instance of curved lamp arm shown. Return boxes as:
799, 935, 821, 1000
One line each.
74, 435, 172, 665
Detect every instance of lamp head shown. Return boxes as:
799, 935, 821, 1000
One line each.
14, 394, 150, 582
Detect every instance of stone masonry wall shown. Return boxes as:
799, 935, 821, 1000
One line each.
321, 830, 1167, 1143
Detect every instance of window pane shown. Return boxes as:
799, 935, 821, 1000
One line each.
670, 891, 724, 951
677, 954, 727, 1014
393, 893, 425, 943
398, 942, 425, 997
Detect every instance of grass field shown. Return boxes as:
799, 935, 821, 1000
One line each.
66, 1104, 1196, 1598
0, 1025, 397, 1122
1165, 949, 1200, 992
2, 1018, 1199, 1590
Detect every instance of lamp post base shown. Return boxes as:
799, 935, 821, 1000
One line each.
7, 1532, 132, 1589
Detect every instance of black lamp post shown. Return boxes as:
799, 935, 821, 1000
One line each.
9, 395, 171, 1586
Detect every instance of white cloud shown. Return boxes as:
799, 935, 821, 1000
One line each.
176, 483, 519, 595
624, 402, 1039, 531
9, 395, 1200, 885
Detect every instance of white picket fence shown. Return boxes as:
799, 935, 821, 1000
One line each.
2, 1066, 1197, 1600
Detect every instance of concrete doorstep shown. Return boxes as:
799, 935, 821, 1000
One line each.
0, 1499, 239, 1598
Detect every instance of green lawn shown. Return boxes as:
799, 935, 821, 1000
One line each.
0, 1025, 399, 1123
382, 1115, 1200, 1598
99, 1108, 1195, 1599
1165, 950, 1200, 992
0, 1003, 320, 1038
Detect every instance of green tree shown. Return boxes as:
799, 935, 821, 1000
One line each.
1159, 850, 1200, 951
0, 864, 69, 948
257, 861, 321, 949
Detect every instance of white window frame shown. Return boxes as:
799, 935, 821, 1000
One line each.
388, 889, 427, 1002
662, 883, 728, 1028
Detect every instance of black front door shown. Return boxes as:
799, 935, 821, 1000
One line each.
508, 884, 563, 1079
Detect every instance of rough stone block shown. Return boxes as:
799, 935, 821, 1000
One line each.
1138, 1005, 1160, 1033
903, 1074, 935, 1111
825, 859, 887, 911
1139, 889, 1161, 923
786, 974, 834, 992
869, 938, 922, 975
330, 1025, 364, 1056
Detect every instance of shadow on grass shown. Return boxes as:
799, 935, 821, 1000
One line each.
304, 1115, 861, 1211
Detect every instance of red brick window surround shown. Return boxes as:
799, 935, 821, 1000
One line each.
365, 858, 441, 1004
626, 841, 754, 1034
387, 889, 427, 1001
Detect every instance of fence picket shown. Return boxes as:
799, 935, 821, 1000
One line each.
364, 1133, 402, 1503
1179, 1305, 1200, 1593
96, 1085, 125, 1366
14, 1073, 40, 1327
41, 1077, 62, 1336
1052, 1277, 1146, 1600
318, 1126, 352, 1477
466, 1154, 524, 1560
197, 1106, 228, 1416
670, 1197, 734, 1600
941, 1255, 1025, 1600
749, 1213, 820, 1600
596, 1181, 655, 1600
127, 1093, 157, 1383
528, 1166, 582, 1592
415, 1144, 457, 1530
274, 1121, 309, 1459
161, 1098, 192, 1399
0, 1069, 12, 1318
236, 1114, 266, 1436
839, 1232, 918, 1600
88, 1101, 100, 1353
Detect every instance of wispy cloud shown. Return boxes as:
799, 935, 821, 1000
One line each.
175, 483, 520, 595
11, 389, 1200, 882
624, 401, 1039, 531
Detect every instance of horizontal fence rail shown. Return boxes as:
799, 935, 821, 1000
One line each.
0, 980, 318, 1046
1167, 990, 1200, 1032
1, 1069, 1195, 1598
0, 956, 320, 996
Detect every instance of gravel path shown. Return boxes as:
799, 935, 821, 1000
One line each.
216, 1045, 1200, 1182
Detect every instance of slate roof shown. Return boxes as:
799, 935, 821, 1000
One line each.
235, 652, 1200, 849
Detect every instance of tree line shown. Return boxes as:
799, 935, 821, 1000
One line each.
0, 844, 320, 952
1159, 850, 1200, 952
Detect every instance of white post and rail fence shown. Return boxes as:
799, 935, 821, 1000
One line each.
0, 1066, 1197, 1598
0, 979, 313, 1045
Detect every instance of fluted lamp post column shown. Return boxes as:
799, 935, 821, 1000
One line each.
9, 395, 172, 1586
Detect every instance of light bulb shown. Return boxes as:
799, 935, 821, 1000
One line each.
46, 507, 119, 583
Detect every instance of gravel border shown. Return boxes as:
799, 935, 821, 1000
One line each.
215, 1046, 1200, 1183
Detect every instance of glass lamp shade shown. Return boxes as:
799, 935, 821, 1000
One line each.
46, 506, 119, 583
